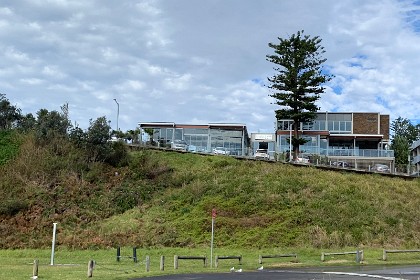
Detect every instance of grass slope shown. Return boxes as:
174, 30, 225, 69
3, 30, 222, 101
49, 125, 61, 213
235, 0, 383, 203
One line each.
99, 151, 420, 249
1, 135, 420, 250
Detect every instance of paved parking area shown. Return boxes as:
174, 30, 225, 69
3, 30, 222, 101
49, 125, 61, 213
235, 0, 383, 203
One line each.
131, 265, 420, 280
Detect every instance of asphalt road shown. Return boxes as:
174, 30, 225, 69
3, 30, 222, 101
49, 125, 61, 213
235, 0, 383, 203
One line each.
131, 265, 420, 280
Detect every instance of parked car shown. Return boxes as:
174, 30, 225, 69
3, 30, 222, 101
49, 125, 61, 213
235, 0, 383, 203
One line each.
295, 156, 310, 163
332, 161, 350, 168
171, 140, 188, 151
213, 147, 230, 155
254, 149, 270, 160
372, 164, 390, 172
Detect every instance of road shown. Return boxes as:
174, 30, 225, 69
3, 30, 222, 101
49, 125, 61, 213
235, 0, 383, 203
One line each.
131, 265, 420, 280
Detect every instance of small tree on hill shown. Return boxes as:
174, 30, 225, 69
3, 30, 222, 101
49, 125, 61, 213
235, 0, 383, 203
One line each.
35, 108, 71, 144
267, 30, 332, 160
0, 94, 22, 130
391, 117, 420, 171
85, 116, 112, 162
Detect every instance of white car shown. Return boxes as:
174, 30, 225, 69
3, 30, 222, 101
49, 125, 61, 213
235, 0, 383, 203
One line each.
295, 156, 310, 163
254, 149, 269, 160
171, 140, 188, 151
213, 147, 230, 155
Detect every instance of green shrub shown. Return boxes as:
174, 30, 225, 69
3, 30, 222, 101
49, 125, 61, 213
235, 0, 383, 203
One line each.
0, 130, 20, 165
106, 141, 130, 167
0, 199, 28, 216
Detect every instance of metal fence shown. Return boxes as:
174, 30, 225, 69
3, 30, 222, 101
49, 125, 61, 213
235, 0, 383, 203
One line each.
133, 144, 419, 177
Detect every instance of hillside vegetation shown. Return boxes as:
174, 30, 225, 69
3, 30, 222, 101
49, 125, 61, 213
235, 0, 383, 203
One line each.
1, 133, 420, 250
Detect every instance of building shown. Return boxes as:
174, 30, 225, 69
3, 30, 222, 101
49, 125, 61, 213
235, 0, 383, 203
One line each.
250, 133, 276, 159
411, 139, 420, 174
138, 122, 250, 156
276, 112, 394, 168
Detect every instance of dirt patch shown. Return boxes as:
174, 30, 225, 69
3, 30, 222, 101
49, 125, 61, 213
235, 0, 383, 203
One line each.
324, 259, 350, 264
269, 261, 303, 267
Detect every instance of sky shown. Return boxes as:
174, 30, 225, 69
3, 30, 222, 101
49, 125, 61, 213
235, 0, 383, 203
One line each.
1, 0, 420, 133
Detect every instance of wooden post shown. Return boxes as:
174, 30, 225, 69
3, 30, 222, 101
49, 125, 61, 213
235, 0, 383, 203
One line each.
160, 256, 165, 271
258, 255, 262, 264
174, 255, 178, 269
215, 255, 219, 268
145, 255, 150, 272
133, 247, 137, 263
116, 247, 121, 262
33, 260, 39, 278
87, 260, 94, 277
321, 252, 325, 262
383, 249, 387, 261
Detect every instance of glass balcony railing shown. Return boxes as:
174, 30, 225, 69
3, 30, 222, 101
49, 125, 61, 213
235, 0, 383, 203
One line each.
278, 146, 394, 158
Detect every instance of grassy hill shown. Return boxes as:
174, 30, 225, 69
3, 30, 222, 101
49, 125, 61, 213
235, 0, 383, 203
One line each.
1, 133, 420, 250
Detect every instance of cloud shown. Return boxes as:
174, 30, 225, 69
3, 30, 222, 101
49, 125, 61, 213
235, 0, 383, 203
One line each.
1, 0, 420, 134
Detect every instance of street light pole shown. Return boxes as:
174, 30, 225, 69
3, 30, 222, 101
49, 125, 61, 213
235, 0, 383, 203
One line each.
113, 98, 119, 131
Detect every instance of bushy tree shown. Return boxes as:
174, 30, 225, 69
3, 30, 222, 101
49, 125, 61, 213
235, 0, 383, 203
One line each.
35, 108, 71, 141
0, 94, 22, 130
267, 30, 332, 160
69, 125, 86, 148
391, 117, 419, 144
125, 129, 140, 144
85, 116, 112, 162
391, 117, 420, 171
16, 113, 36, 132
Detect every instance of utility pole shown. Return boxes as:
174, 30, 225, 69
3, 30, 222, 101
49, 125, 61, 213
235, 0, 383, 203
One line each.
113, 98, 119, 131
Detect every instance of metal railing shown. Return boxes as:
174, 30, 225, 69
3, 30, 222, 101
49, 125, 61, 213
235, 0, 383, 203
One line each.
278, 146, 394, 158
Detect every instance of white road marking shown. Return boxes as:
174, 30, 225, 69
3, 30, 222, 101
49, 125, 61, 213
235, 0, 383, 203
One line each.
325, 271, 406, 280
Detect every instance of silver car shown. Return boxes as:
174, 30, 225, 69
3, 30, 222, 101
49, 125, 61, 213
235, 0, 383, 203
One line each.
372, 164, 390, 172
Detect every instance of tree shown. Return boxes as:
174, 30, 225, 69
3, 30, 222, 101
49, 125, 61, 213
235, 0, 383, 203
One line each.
35, 108, 71, 142
85, 116, 112, 162
125, 129, 141, 144
266, 30, 332, 160
16, 113, 36, 132
391, 117, 419, 145
390, 117, 420, 171
0, 94, 22, 130
392, 135, 410, 166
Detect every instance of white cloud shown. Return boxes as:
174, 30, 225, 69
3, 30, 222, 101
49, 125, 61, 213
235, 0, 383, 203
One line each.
1, 0, 420, 134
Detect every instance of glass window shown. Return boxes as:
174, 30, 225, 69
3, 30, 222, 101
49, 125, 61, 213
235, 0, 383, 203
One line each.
175, 128, 183, 140
184, 128, 208, 134
167, 128, 174, 141
315, 113, 326, 121
328, 121, 334, 131
328, 113, 351, 121
277, 120, 293, 130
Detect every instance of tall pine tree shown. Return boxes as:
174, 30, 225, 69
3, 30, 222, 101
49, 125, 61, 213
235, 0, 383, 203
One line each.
267, 30, 332, 160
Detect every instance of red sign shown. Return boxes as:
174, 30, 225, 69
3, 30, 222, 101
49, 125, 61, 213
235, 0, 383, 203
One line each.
211, 208, 217, 219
